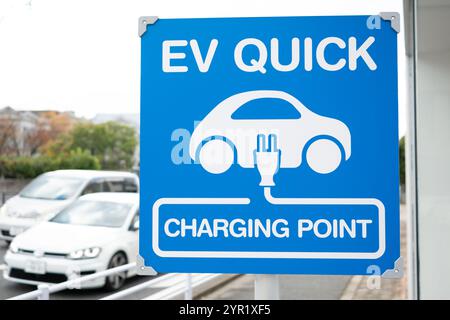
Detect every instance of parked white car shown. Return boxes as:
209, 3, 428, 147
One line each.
4, 192, 139, 290
189, 90, 351, 174
0, 170, 139, 242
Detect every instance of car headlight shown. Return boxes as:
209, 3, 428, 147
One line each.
68, 247, 101, 260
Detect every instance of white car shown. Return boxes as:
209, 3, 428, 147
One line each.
189, 90, 351, 175
0, 170, 139, 242
4, 192, 139, 290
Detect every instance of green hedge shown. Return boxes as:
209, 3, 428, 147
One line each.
0, 149, 101, 179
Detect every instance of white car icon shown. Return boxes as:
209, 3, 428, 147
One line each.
189, 90, 351, 175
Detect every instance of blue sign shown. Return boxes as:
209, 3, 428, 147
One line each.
139, 15, 400, 275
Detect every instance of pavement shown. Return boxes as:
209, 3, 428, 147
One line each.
201, 275, 351, 300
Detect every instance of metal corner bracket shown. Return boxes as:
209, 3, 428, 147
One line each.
139, 16, 159, 37
136, 255, 157, 276
382, 256, 404, 278
379, 12, 400, 33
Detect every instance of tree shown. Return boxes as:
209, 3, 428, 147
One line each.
0, 108, 79, 157
37, 111, 78, 154
44, 121, 137, 170
399, 136, 405, 186
23, 118, 51, 155
0, 117, 18, 155
39, 111, 76, 139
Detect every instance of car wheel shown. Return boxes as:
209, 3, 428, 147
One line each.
306, 139, 342, 174
104, 252, 128, 291
199, 139, 234, 174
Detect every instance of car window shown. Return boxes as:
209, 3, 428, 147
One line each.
51, 200, 132, 228
20, 176, 84, 200
81, 181, 103, 195
231, 98, 301, 120
124, 178, 138, 192
105, 179, 124, 192
104, 178, 138, 193
102, 180, 112, 192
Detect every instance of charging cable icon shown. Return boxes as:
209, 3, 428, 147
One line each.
254, 134, 280, 187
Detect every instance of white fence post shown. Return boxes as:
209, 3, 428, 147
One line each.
185, 273, 193, 300
37, 284, 50, 300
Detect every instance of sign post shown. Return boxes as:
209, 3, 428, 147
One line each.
255, 275, 280, 300
138, 14, 402, 296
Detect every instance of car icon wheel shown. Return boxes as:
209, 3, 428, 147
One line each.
306, 139, 342, 174
199, 139, 234, 174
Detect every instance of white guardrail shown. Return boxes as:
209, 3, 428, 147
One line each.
7, 263, 236, 300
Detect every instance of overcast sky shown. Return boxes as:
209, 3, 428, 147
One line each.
0, 0, 406, 135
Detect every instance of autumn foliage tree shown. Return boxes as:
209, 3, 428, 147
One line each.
0, 109, 77, 156
0, 117, 18, 155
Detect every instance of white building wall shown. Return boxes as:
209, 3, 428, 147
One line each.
416, 0, 450, 299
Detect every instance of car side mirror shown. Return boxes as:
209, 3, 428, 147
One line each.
131, 220, 139, 231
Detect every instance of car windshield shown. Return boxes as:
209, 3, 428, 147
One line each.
20, 176, 84, 200
51, 200, 132, 228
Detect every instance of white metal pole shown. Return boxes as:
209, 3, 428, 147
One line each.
405, 0, 419, 300
37, 284, 50, 300
185, 273, 193, 300
254, 274, 280, 300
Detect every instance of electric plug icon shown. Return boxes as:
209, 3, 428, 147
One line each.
254, 134, 280, 187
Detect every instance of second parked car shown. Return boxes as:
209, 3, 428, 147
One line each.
0, 170, 139, 242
